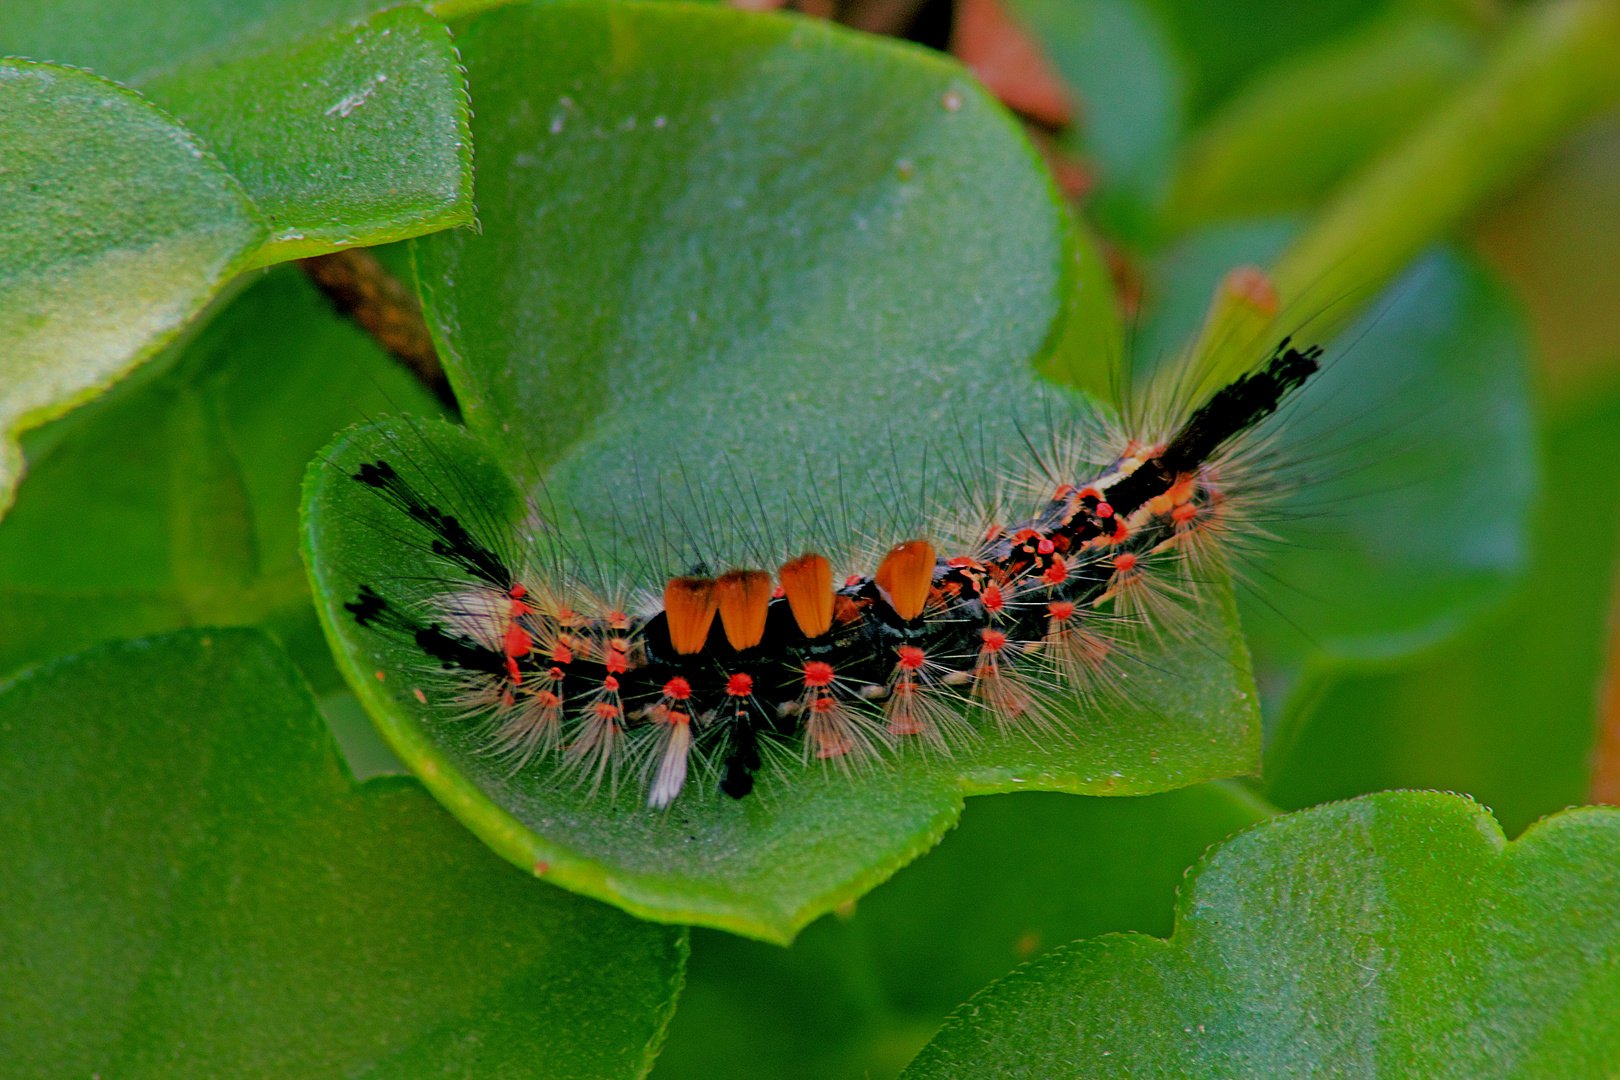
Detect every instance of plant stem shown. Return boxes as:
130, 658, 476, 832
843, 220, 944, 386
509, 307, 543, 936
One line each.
1196, 0, 1620, 392
298, 250, 455, 412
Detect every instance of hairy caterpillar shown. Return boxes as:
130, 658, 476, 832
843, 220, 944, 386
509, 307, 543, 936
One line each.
333, 335, 1321, 809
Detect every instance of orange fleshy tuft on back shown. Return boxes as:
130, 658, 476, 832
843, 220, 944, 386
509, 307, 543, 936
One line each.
875, 539, 936, 621
779, 553, 834, 638
664, 577, 718, 655
716, 569, 773, 651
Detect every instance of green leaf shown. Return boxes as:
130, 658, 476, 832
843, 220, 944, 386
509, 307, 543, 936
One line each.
652, 783, 1273, 1080
903, 791, 1620, 1079
0, 265, 441, 687
306, 418, 1258, 943
0, 627, 686, 1079
1267, 391, 1620, 836
1133, 222, 1535, 735
416, 2, 1111, 502
0, 2, 475, 262
0, 59, 266, 516
141, 6, 474, 262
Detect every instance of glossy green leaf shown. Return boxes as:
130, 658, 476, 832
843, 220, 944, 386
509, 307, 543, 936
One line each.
1268, 390, 1620, 836
0, 265, 441, 687
0, 2, 474, 262
1002, 0, 1184, 246
904, 791, 1620, 1079
307, 418, 1258, 942
142, 6, 474, 261
1172, 11, 1480, 225
0, 59, 266, 516
1133, 222, 1535, 736
651, 783, 1273, 1080
0, 627, 686, 1079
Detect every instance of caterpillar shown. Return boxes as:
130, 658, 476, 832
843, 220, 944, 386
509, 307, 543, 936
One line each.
332, 334, 1321, 810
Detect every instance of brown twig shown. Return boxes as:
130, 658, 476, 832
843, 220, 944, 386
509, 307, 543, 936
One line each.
1589, 559, 1620, 803
298, 249, 457, 412
841, 0, 930, 36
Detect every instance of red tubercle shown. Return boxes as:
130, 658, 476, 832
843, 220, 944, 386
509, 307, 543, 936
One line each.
505, 657, 523, 683
504, 624, 532, 658
948, 555, 975, 568
982, 585, 1005, 613
1095, 502, 1114, 518
551, 643, 573, 665
726, 672, 754, 697
663, 709, 691, 727
810, 695, 837, 713
1112, 519, 1130, 542
896, 645, 926, 671
509, 582, 527, 599
663, 676, 692, 700
1048, 600, 1075, 621
548, 666, 564, 680
773, 585, 786, 599
605, 648, 629, 674
1172, 503, 1198, 524
1037, 538, 1055, 554
603, 675, 621, 692
1042, 557, 1068, 585
536, 690, 561, 708
803, 661, 835, 688
413, 688, 427, 704
607, 610, 629, 630
1165, 472, 1198, 505
592, 701, 620, 721
1113, 552, 1138, 573
980, 628, 1008, 652
1053, 484, 1075, 499
1078, 487, 1100, 500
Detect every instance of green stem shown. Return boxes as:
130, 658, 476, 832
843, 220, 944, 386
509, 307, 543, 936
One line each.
1196, 0, 1620, 391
